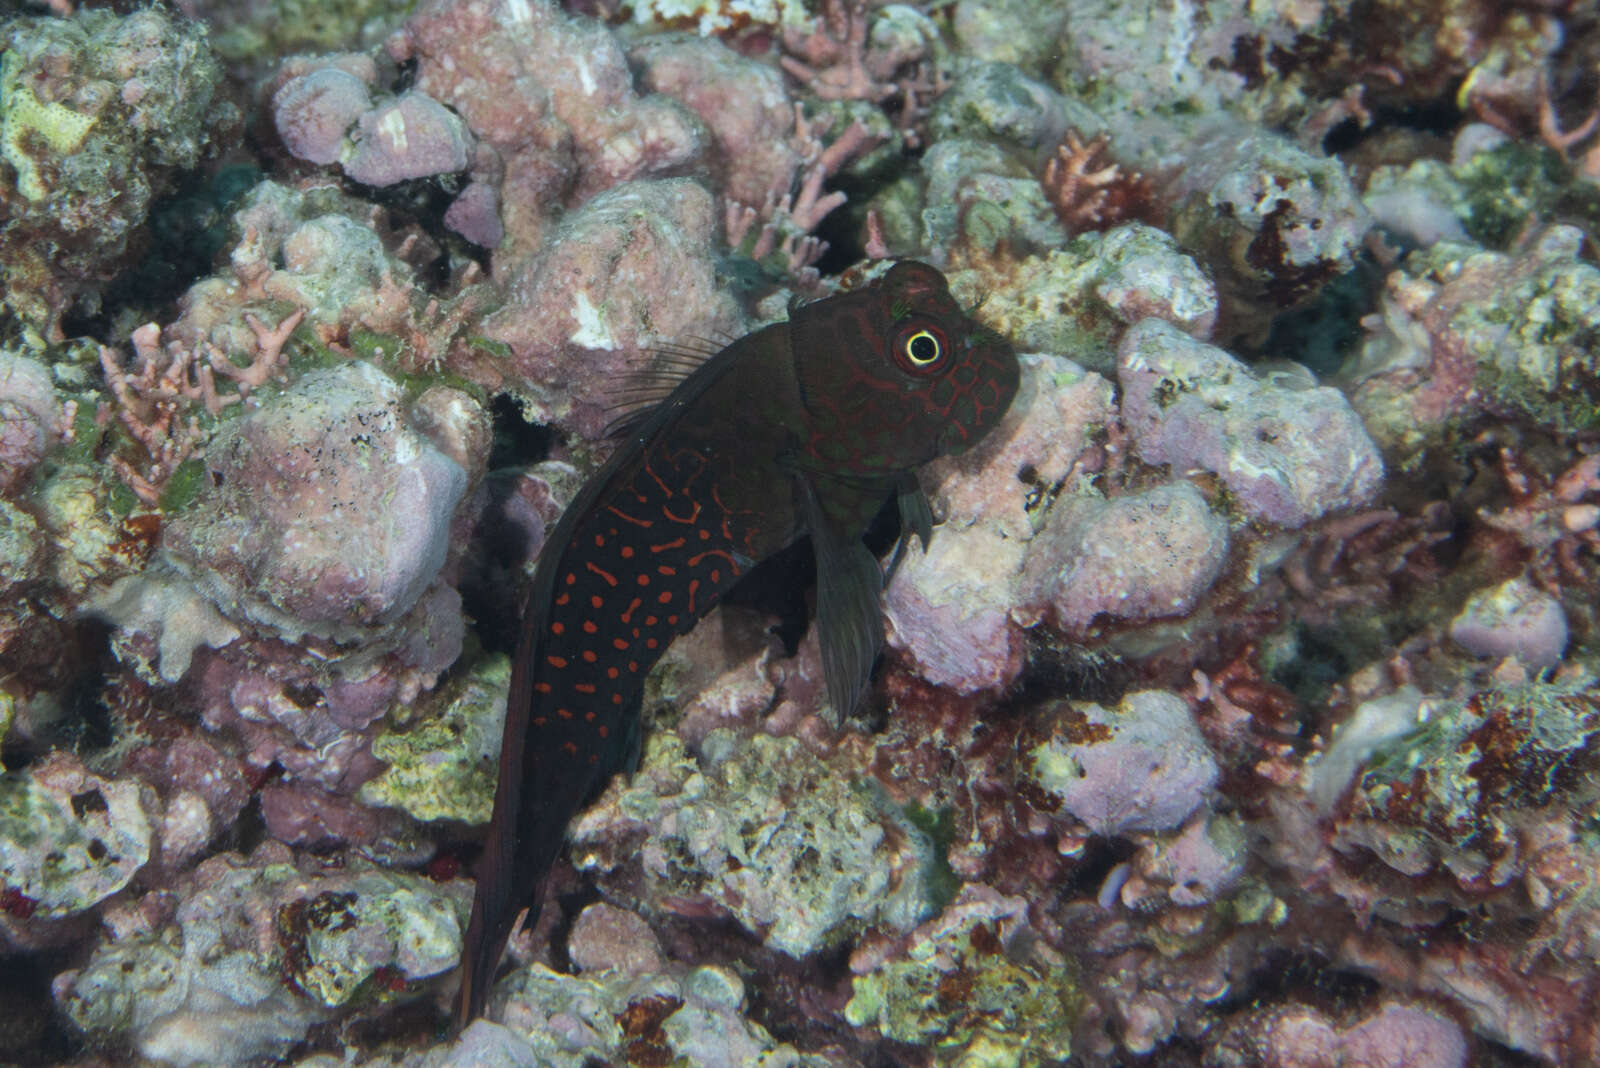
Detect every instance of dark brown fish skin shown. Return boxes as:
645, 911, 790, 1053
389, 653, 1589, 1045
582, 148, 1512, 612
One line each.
454, 262, 1018, 1027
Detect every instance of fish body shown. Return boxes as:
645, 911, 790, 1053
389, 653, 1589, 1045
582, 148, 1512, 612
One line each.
455, 261, 1018, 1026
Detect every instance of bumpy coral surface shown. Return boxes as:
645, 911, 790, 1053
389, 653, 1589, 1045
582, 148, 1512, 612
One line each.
2, 0, 1600, 1065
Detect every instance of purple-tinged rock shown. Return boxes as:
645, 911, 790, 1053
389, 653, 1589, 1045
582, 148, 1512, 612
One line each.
1018, 481, 1229, 634
1119, 318, 1383, 529
164, 361, 468, 640
272, 66, 372, 166
0, 353, 60, 493
886, 356, 1114, 693
1448, 577, 1568, 671
443, 178, 505, 248
568, 902, 665, 977
344, 91, 473, 187
482, 179, 745, 441
1023, 690, 1219, 836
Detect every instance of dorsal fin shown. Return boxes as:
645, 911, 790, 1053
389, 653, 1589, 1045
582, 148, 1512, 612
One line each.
601, 336, 734, 440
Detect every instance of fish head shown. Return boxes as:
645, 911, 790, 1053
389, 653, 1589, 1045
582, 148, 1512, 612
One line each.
792, 261, 1019, 477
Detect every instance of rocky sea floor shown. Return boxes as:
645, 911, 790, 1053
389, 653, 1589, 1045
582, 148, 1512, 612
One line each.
2, 0, 1600, 1064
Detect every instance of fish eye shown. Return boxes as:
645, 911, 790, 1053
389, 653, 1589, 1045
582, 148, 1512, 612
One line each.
893, 324, 948, 374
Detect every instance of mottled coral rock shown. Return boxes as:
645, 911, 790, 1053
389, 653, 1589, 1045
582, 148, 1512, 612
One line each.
956, 224, 1216, 373
55, 849, 471, 1064
1024, 690, 1219, 836
886, 355, 1114, 693
0, 9, 237, 332
1448, 577, 1568, 670
1019, 481, 1230, 633
0, 752, 153, 920
0, 352, 60, 493
344, 90, 473, 187
1119, 318, 1383, 528
482, 178, 745, 440
568, 902, 666, 977
164, 361, 468, 639
272, 64, 373, 166
631, 35, 797, 207
573, 731, 936, 957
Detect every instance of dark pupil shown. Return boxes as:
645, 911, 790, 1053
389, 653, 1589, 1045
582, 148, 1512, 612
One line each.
909, 335, 938, 363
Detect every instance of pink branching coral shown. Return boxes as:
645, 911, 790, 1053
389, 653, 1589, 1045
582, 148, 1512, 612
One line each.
724, 110, 883, 283
779, 0, 947, 148
97, 309, 303, 505
1040, 130, 1156, 234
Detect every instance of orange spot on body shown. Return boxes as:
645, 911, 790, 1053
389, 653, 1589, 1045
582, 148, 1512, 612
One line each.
575, 682, 596, 694
636, 573, 650, 586
620, 545, 635, 558
535, 681, 553, 694
582, 650, 598, 663
556, 592, 570, 606
547, 655, 568, 669
598, 725, 610, 738
657, 565, 677, 576
657, 591, 672, 604
551, 622, 565, 635
557, 708, 573, 719
583, 621, 599, 634
612, 637, 629, 650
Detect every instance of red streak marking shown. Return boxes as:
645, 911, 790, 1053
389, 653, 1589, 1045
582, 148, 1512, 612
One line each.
645, 461, 674, 498
712, 484, 737, 539
657, 565, 677, 576
663, 500, 702, 524
582, 650, 598, 663
688, 578, 701, 614
711, 569, 720, 583
575, 683, 596, 694
547, 655, 568, 669
650, 537, 686, 553
586, 561, 619, 587
689, 549, 741, 573
621, 597, 642, 623
607, 505, 653, 528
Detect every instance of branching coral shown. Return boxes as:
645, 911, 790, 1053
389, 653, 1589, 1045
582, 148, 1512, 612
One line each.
1040, 130, 1155, 234
1481, 447, 1600, 593
96, 310, 303, 506
778, 0, 946, 148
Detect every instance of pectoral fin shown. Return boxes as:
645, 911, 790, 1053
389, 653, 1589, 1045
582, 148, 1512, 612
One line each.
800, 477, 886, 718
886, 473, 933, 584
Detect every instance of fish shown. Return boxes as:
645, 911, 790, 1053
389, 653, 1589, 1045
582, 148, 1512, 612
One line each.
454, 260, 1019, 1027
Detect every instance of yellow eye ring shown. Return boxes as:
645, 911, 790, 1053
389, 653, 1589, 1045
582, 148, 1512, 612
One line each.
903, 329, 941, 366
